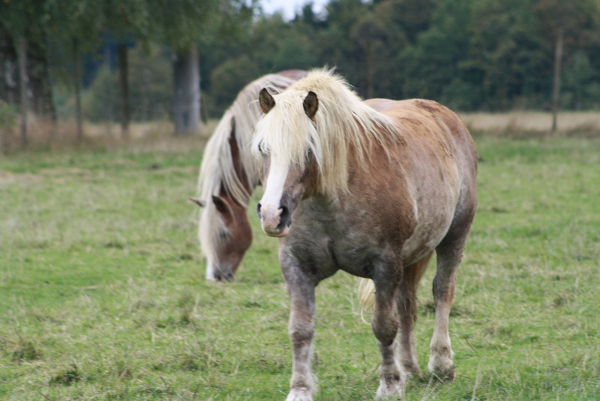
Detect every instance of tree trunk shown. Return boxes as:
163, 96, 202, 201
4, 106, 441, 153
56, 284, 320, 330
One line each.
18, 36, 28, 146
1, 27, 55, 121
551, 28, 564, 134
27, 37, 56, 121
141, 67, 150, 121
200, 94, 209, 124
103, 44, 114, 123
73, 39, 83, 143
118, 44, 129, 140
173, 48, 200, 135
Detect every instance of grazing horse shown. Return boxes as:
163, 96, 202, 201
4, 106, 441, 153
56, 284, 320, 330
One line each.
192, 70, 306, 281
253, 69, 477, 400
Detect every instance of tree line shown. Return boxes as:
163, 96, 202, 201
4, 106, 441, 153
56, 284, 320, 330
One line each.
203, 0, 600, 119
1, 0, 600, 144
0, 0, 254, 143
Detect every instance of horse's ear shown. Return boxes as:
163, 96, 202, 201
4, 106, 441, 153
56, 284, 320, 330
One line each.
212, 195, 234, 225
259, 88, 275, 114
303, 91, 318, 119
189, 197, 206, 207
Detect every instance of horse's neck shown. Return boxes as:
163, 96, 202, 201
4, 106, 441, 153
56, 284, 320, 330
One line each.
228, 128, 260, 207
302, 196, 342, 222
240, 148, 261, 199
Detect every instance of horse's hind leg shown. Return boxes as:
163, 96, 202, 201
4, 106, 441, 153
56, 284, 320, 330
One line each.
397, 251, 434, 378
428, 209, 475, 381
373, 263, 405, 400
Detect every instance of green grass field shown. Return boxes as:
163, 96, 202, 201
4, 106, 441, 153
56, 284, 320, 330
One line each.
1, 136, 599, 400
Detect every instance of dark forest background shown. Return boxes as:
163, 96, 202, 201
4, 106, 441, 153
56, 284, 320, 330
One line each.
204, 0, 600, 114
1, 0, 600, 140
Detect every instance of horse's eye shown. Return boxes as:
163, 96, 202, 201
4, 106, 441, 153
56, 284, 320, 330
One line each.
307, 148, 313, 155
258, 142, 264, 154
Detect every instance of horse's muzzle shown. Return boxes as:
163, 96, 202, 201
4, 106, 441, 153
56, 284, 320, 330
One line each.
257, 202, 292, 237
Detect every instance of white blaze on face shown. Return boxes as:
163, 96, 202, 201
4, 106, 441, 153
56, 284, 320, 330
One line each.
206, 258, 217, 281
259, 154, 289, 233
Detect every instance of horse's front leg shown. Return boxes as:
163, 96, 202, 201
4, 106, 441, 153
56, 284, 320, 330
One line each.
281, 250, 317, 401
373, 265, 405, 400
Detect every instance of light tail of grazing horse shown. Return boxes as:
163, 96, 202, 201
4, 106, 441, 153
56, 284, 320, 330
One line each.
357, 278, 376, 310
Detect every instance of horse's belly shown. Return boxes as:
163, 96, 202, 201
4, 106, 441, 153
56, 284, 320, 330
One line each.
401, 191, 458, 265
400, 222, 450, 265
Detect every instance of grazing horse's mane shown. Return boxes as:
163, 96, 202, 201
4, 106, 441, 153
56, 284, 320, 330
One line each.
197, 73, 298, 264
253, 68, 401, 195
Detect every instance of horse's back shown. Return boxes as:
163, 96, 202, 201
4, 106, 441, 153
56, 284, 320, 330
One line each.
366, 98, 477, 190
363, 98, 478, 262
366, 98, 476, 159
277, 69, 309, 81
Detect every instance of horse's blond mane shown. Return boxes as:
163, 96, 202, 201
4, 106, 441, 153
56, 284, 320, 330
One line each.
253, 68, 401, 195
197, 73, 298, 265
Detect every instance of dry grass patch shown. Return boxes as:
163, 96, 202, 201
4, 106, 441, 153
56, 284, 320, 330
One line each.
459, 110, 600, 131
1, 118, 219, 155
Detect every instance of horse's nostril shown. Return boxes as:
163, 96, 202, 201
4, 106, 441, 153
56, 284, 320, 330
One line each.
256, 202, 262, 219
280, 205, 289, 220
278, 205, 292, 229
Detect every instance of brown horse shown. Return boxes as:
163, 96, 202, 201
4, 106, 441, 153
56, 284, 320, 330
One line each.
191, 70, 306, 281
253, 69, 477, 400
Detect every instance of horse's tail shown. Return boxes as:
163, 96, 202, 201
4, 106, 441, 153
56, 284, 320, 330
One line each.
357, 251, 435, 311
357, 278, 376, 311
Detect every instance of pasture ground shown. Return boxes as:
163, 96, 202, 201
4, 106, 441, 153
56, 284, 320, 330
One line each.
1, 133, 599, 400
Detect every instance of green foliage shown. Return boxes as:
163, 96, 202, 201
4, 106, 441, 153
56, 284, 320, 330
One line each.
562, 51, 600, 109
0, 0, 45, 43
401, 0, 471, 102
6, 0, 600, 119
0, 100, 18, 130
146, 0, 221, 51
1, 135, 600, 399
82, 46, 173, 122
198, 0, 600, 114
1, 0, 257, 119
205, 55, 259, 115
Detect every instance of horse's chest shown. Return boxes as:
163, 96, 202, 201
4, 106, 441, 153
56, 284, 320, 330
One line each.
296, 211, 385, 276
330, 236, 383, 276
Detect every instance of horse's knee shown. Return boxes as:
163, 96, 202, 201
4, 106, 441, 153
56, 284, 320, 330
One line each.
289, 322, 313, 346
372, 318, 399, 347
432, 273, 456, 299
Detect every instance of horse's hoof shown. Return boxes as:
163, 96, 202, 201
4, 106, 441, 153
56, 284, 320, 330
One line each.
375, 377, 405, 400
427, 355, 455, 382
375, 384, 404, 400
286, 387, 313, 401
402, 363, 422, 380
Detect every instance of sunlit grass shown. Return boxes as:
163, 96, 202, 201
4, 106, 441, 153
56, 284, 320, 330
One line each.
1, 135, 599, 400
